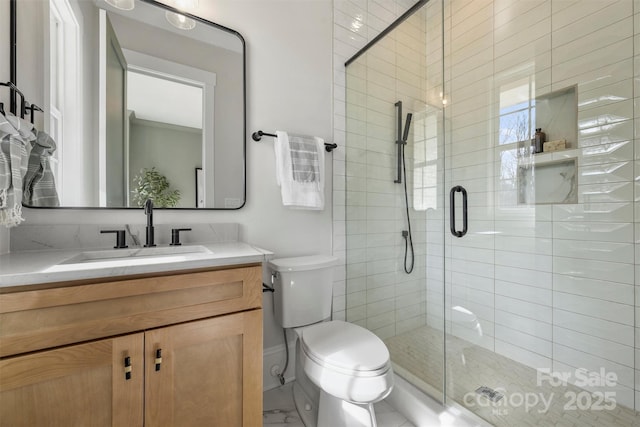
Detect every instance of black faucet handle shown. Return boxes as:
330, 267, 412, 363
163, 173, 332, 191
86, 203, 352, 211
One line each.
170, 228, 192, 246
101, 230, 128, 249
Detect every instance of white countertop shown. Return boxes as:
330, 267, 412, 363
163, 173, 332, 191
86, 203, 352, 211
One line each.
0, 242, 273, 289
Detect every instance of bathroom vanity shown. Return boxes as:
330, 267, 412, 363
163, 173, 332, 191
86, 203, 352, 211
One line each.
0, 243, 267, 427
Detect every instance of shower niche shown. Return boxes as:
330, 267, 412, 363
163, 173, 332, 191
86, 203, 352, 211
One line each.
517, 86, 578, 205
535, 85, 577, 152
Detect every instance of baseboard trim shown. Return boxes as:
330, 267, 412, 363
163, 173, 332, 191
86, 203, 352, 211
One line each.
263, 343, 296, 391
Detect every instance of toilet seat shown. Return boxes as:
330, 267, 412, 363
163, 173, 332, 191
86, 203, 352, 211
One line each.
300, 321, 391, 376
299, 321, 393, 403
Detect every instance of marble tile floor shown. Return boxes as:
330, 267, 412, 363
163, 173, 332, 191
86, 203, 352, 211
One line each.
263, 381, 415, 427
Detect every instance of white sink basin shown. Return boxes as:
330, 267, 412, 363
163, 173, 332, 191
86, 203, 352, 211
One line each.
59, 245, 213, 266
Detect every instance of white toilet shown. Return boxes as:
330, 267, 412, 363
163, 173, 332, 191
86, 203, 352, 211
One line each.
269, 255, 394, 427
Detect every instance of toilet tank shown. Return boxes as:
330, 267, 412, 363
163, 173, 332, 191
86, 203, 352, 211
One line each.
268, 255, 339, 328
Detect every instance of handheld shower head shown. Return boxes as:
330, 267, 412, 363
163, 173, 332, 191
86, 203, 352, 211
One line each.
402, 113, 412, 142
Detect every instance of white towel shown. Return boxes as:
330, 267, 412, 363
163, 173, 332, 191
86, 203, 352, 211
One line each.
274, 131, 325, 210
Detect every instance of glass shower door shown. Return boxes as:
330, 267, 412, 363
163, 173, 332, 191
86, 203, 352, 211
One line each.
443, 1, 638, 426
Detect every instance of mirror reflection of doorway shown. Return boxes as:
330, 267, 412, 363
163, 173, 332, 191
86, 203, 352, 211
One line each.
125, 70, 203, 208
104, 14, 127, 207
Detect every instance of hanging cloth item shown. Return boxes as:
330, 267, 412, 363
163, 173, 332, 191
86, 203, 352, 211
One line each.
23, 130, 60, 207
274, 131, 325, 210
0, 113, 33, 227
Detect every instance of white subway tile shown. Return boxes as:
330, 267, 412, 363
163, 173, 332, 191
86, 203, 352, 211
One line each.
578, 78, 633, 112
494, 250, 553, 272
553, 239, 634, 264
367, 285, 395, 303
553, 326, 634, 367
553, 221, 633, 243
495, 324, 552, 358
553, 18, 632, 67
553, 309, 633, 346
553, 203, 633, 223
554, 257, 634, 285
552, 344, 634, 389
495, 310, 552, 341
451, 271, 494, 293
579, 161, 634, 186
496, 295, 552, 322
553, 37, 632, 84
495, 235, 552, 255
553, 274, 634, 304
495, 280, 552, 306
554, 292, 633, 325
452, 283, 493, 308
495, 339, 552, 372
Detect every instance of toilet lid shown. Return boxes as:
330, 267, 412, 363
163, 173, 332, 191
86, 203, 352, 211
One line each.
300, 321, 390, 374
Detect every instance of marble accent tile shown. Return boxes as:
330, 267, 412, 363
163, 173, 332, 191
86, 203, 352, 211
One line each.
518, 159, 578, 205
10, 223, 239, 252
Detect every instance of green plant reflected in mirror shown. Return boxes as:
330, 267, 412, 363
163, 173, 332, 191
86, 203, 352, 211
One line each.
131, 167, 181, 208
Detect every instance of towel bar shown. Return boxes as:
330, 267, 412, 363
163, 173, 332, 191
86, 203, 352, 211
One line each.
252, 130, 338, 153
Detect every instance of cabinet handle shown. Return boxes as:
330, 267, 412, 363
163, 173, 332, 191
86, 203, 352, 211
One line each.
124, 356, 132, 380
155, 349, 162, 371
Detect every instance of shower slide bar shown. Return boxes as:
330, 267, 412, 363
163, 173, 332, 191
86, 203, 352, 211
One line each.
252, 130, 338, 153
394, 101, 412, 184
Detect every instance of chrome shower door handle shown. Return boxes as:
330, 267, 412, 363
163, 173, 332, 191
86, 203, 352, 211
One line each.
449, 186, 468, 238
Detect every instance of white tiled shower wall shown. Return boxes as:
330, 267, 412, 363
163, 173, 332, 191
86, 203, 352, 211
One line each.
335, 0, 640, 412
343, 10, 432, 339
332, 0, 418, 323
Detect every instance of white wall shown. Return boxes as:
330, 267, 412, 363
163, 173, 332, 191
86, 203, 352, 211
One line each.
1, 0, 333, 354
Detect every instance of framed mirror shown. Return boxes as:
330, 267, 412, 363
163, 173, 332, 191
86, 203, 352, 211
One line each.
14, 0, 245, 209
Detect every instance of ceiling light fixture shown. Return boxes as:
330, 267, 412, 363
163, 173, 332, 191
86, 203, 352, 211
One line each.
105, 0, 135, 11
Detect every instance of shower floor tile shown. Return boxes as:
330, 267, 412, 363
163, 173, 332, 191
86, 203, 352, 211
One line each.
384, 326, 640, 427
263, 381, 415, 427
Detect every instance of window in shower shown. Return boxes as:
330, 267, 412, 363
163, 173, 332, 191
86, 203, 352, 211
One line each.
496, 75, 536, 206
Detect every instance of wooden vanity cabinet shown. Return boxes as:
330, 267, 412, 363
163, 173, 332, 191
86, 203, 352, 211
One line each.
0, 333, 144, 427
0, 264, 263, 427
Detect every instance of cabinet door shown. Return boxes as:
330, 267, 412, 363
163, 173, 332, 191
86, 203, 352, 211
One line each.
145, 309, 262, 427
0, 333, 144, 427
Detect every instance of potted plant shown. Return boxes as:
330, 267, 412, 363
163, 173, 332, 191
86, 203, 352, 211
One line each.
131, 167, 180, 207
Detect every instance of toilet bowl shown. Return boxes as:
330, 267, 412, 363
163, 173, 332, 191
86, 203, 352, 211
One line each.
299, 320, 393, 403
269, 256, 394, 427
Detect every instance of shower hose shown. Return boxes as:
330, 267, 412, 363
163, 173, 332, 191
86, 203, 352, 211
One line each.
402, 143, 415, 274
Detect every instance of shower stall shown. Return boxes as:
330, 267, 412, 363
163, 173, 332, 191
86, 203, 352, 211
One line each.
344, 0, 640, 425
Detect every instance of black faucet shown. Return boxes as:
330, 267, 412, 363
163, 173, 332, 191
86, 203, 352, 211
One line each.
144, 199, 156, 247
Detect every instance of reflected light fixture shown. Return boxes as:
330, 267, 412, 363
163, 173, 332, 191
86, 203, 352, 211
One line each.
166, 0, 198, 30
165, 11, 196, 30
105, 0, 135, 11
